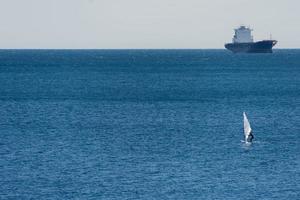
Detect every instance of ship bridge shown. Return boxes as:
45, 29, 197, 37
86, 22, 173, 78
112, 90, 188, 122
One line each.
233, 26, 253, 43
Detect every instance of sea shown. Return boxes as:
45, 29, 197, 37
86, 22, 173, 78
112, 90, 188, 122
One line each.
0, 49, 299, 199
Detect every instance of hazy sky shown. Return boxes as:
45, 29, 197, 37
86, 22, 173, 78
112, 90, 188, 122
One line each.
0, 0, 299, 48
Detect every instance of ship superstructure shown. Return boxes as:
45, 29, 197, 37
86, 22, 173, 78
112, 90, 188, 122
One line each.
233, 26, 253, 43
225, 26, 277, 53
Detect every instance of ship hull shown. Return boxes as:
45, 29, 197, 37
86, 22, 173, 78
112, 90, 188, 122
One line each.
225, 40, 277, 53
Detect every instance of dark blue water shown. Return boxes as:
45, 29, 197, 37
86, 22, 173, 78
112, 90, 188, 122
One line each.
0, 50, 299, 199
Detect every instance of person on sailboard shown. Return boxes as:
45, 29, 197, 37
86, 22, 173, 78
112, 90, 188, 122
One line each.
247, 131, 254, 142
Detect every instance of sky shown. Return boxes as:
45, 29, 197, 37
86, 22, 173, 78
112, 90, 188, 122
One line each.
0, 0, 299, 49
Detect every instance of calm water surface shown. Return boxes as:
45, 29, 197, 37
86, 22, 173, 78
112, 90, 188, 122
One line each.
0, 50, 299, 199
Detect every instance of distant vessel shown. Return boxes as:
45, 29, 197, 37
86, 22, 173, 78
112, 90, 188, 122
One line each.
243, 112, 254, 143
225, 26, 277, 53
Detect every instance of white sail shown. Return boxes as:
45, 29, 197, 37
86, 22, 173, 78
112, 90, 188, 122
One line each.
243, 112, 252, 140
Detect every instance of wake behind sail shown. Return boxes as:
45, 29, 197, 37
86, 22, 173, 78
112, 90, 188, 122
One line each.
243, 112, 254, 143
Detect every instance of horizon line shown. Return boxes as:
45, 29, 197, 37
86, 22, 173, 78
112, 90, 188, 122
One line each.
0, 48, 299, 50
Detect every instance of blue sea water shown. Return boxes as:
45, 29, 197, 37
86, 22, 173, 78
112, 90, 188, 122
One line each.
0, 49, 299, 199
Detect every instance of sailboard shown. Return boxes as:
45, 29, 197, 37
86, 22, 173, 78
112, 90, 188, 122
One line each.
243, 112, 254, 143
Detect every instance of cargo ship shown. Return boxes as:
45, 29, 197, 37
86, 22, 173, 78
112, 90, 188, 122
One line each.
225, 26, 277, 53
